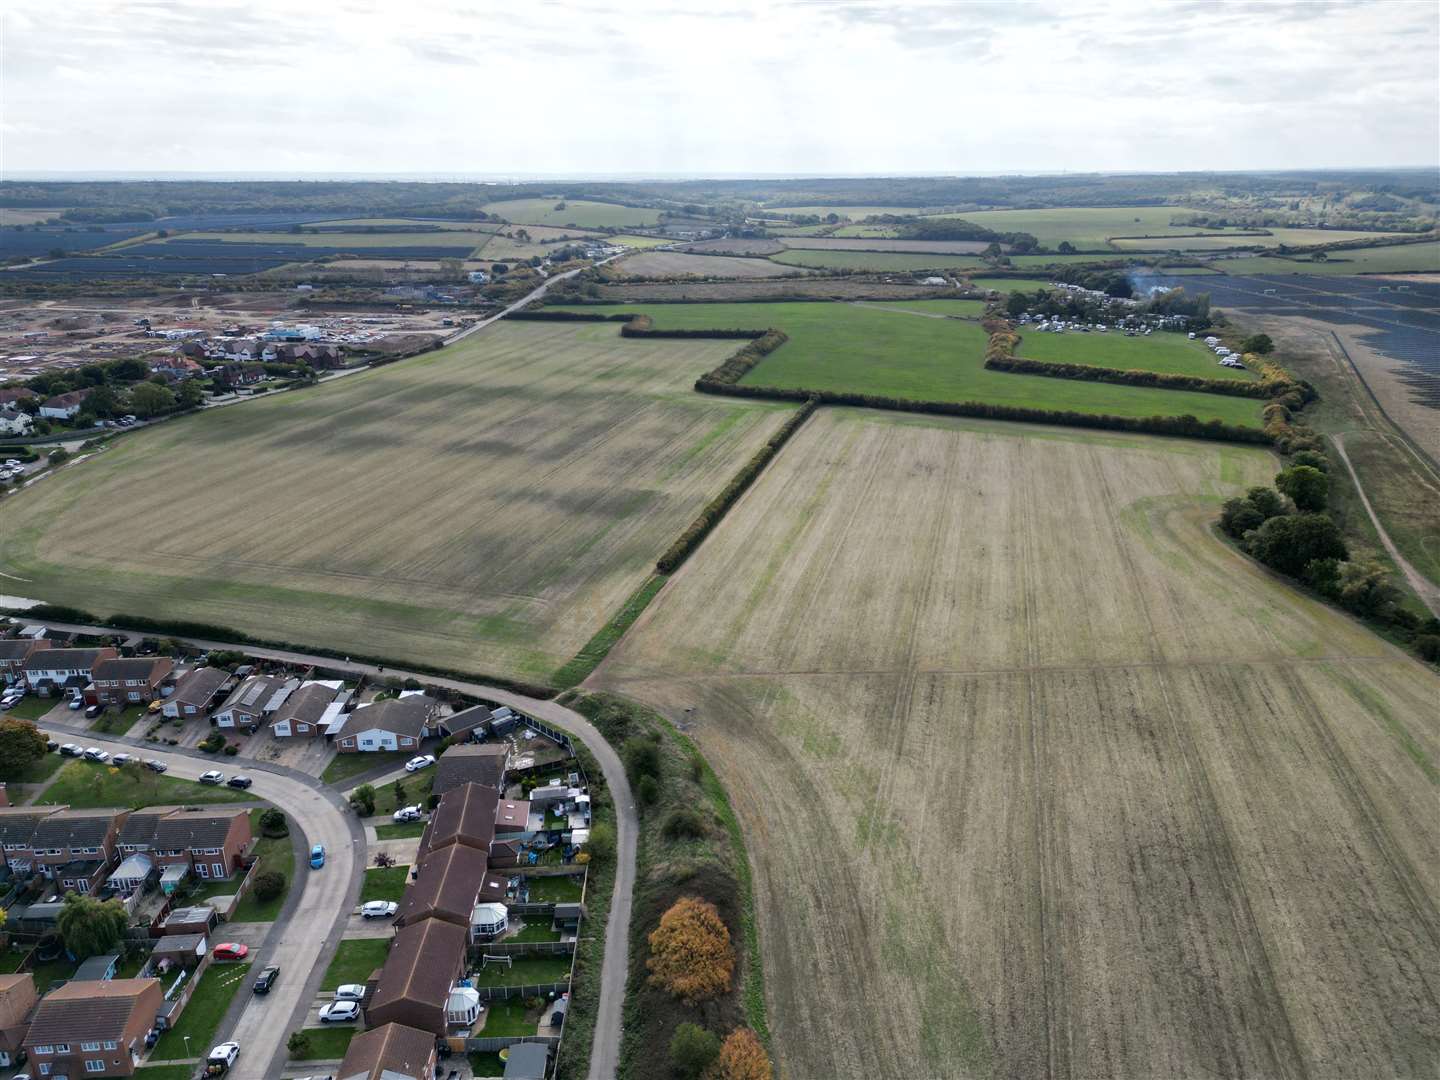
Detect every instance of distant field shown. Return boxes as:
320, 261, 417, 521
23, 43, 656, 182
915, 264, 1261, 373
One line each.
481, 198, 661, 228
595, 405, 1440, 1080
174, 230, 493, 252
770, 249, 983, 272
1219, 241, 1440, 276
298, 218, 504, 231
552, 301, 1264, 426
614, 251, 807, 278
1006, 253, 1134, 268
0, 208, 66, 226
1111, 227, 1397, 252
935, 207, 1212, 249
851, 299, 988, 317
609, 234, 676, 249
0, 322, 791, 683
1016, 328, 1255, 379
778, 237, 993, 254
966, 277, 1055, 292
765, 205, 935, 219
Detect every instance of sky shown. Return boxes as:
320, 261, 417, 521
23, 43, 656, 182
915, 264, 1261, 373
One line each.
2, 0, 1437, 177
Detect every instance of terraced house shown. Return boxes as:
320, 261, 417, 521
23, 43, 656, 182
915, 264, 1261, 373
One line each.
22, 646, 118, 698
22, 978, 162, 1077
90, 656, 173, 707
0, 806, 128, 894
0, 636, 50, 686
116, 806, 252, 882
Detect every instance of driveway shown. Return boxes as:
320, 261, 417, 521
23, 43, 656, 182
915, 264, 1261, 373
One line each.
36, 715, 363, 1080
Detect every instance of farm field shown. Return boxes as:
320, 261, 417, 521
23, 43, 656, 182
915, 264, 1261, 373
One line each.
609, 234, 676, 249
778, 237, 993, 254
850, 299, 988, 317
173, 230, 495, 251
593, 405, 1440, 1080
613, 252, 807, 278
0, 321, 792, 683
937, 206, 1221, 249
1015, 329, 1256, 379
1110, 226, 1397, 252
765, 205, 937, 218
480, 198, 661, 228
966, 277, 1054, 292
551, 302, 1264, 426
1220, 241, 1440, 276
769, 249, 983, 272
592, 278, 971, 303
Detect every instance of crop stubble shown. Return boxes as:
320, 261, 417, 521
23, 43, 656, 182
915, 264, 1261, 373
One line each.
593, 407, 1440, 1080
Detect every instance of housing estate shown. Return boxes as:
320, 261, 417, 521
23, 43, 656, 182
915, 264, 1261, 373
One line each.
210, 672, 297, 731
0, 637, 50, 685
333, 693, 438, 752
115, 806, 252, 884
90, 656, 174, 706
159, 665, 230, 719
269, 679, 347, 738
431, 742, 509, 796
23, 646, 118, 697
21, 978, 163, 1078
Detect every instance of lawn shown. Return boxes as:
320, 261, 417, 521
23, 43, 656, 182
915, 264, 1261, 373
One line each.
228, 809, 296, 921
770, 249, 983, 272
0, 322, 790, 685
323, 751, 409, 787
28, 957, 75, 992
471, 1051, 508, 1076
151, 962, 251, 1059
1014, 330, 1256, 380
361, 865, 410, 903
2, 750, 63, 785
471, 954, 573, 987
371, 772, 432, 817
477, 996, 539, 1036
850, 299, 987, 317
36, 761, 256, 808
549, 302, 1264, 427
507, 919, 566, 943
92, 704, 145, 735
290, 1025, 357, 1059
0, 949, 26, 974
522, 874, 584, 903
375, 820, 426, 840
481, 198, 661, 228
321, 938, 390, 989
3, 696, 60, 721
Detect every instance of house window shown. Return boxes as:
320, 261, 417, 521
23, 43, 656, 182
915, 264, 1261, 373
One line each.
212, 863, 224, 878
56, 1043, 70, 1053
128, 691, 141, 701
37, 1064, 50, 1076
196, 863, 209, 878
86, 1060, 106, 1073
33, 1045, 53, 1055
81, 1042, 101, 1051
103, 1041, 117, 1051
75, 880, 89, 893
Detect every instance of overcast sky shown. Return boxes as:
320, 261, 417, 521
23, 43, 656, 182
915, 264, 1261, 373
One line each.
3, 0, 1437, 177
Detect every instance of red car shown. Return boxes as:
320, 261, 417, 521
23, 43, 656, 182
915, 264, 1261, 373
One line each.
213, 942, 249, 961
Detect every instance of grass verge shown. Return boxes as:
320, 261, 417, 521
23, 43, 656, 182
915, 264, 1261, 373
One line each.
37, 761, 254, 808
290, 1025, 357, 1059
375, 820, 426, 840
229, 809, 296, 921
361, 865, 410, 903
552, 573, 668, 689
321, 938, 390, 989
323, 750, 411, 786
151, 962, 251, 1058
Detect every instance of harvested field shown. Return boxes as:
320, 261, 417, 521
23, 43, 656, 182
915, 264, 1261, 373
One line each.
608, 234, 676, 249
938, 207, 1222, 249
174, 230, 496, 251
592, 278, 964, 303
1015, 329, 1257, 380
779, 237, 994, 254
1111, 227, 1397, 252
770, 249, 983, 272
594, 406, 1440, 1080
480, 198, 660, 228
1221, 242, 1440, 276
683, 238, 786, 256
0, 322, 792, 683
611, 251, 809, 278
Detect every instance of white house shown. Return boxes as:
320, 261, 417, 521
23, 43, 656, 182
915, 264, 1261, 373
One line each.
333, 694, 438, 753
0, 407, 31, 436
38, 389, 91, 420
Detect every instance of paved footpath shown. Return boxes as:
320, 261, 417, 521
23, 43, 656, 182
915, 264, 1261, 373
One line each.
34, 622, 638, 1080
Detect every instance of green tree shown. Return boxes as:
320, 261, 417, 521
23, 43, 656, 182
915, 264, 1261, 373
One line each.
586, 821, 616, 864
1275, 465, 1328, 512
1057, 240, 1076, 254
1336, 561, 1401, 617
287, 1031, 311, 1057
1290, 449, 1328, 472
127, 380, 175, 418
1244, 486, 1286, 520
671, 1022, 722, 1079
57, 893, 127, 960
1246, 513, 1348, 577
48, 447, 71, 466
176, 379, 205, 408
1241, 333, 1275, 355
391, 778, 406, 806
637, 773, 660, 806
350, 784, 376, 816
252, 871, 286, 902
0, 718, 48, 777
1219, 497, 1264, 539
259, 808, 289, 837
623, 735, 661, 782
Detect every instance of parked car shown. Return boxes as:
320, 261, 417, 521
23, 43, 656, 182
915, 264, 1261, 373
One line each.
310, 844, 326, 869
226, 775, 253, 789
59, 742, 84, 757
213, 943, 249, 961
392, 805, 423, 822
199, 770, 225, 785
46, 739, 58, 752
252, 965, 280, 994
111, 753, 133, 766
404, 754, 436, 773
334, 983, 367, 1001
361, 900, 398, 919
67, 696, 84, 710
318, 1001, 360, 1023
83, 747, 111, 763
145, 759, 168, 773
206, 1041, 240, 1070
148, 699, 165, 713
85, 704, 103, 719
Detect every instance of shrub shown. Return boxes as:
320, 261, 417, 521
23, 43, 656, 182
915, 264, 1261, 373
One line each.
350, 784, 376, 817
1336, 560, 1401, 618
287, 1031, 310, 1058
1219, 498, 1264, 539
984, 354, 1275, 399
47, 447, 70, 466
647, 896, 735, 1003
663, 808, 708, 840
1275, 465, 1328, 512
252, 871, 285, 902
259, 809, 289, 837
1415, 634, 1440, 663
1241, 333, 1275, 355
586, 820, 616, 863
705, 1027, 772, 1080
637, 774, 660, 806
1246, 513, 1348, 577
623, 736, 662, 782
671, 1023, 722, 1079
1290, 449, 1329, 472
222, 743, 239, 756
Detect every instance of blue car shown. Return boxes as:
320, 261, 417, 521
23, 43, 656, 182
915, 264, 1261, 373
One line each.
310, 844, 326, 869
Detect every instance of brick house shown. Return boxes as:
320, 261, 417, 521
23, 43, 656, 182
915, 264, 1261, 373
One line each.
160, 666, 230, 719
394, 843, 506, 930
117, 807, 252, 882
336, 1021, 437, 1080
269, 680, 347, 738
0, 973, 38, 1068
432, 743, 508, 797
28, 809, 127, 894
211, 673, 296, 732
22, 977, 163, 1077
364, 918, 468, 1036
334, 695, 438, 753
90, 656, 174, 707
417, 784, 499, 859
23, 646, 119, 699
0, 806, 64, 875
0, 637, 50, 686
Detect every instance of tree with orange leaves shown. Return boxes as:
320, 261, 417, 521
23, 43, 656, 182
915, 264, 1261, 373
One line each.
646, 895, 734, 1003
704, 1027, 772, 1080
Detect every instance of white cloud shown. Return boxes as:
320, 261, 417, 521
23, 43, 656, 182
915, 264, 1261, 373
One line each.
0, 0, 1435, 174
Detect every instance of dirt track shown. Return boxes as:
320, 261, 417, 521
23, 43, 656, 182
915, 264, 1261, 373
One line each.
594, 407, 1440, 1080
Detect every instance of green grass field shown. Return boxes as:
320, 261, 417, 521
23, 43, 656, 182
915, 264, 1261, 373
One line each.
151, 963, 251, 1059
1015, 330, 1255, 380
770, 249, 982, 272
934, 207, 1220, 249
481, 198, 661, 228
966, 277, 1055, 292
37, 761, 256, 808
92, 704, 145, 735
1218, 241, 1440, 276
1110, 227, 1397, 252
321, 938, 390, 989
361, 865, 410, 903
849, 299, 987, 317
609, 234, 675, 249
375, 820, 426, 840
765, 205, 935, 219
290, 1026, 357, 1059
551, 303, 1264, 427
0, 322, 788, 684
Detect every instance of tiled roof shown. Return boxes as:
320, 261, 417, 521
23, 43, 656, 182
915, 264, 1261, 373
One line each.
432, 743, 508, 796
169, 666, 230, 708
347, 696, 435, 738
24, 978, 159, 1044
92, 656, 171, 684
366, 918, 467, 1018
30, 809, 121, 850
337, 1021, 436, 1080
421, 783, 498, 857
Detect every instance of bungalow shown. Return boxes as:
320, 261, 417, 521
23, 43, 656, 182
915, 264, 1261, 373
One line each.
334, 694, 439, 753
161, 665, 230, 719
336, 1021, 438, 1080
90, 655, 174, 706
22, 977, 163, 1078
38, 387, 92, 420
0, 405, 31, 436
23, 645, 118, 697
270, 679, 347, 738
395, 843, 507, 930
0, 973, 38, 1069
432, 742, 508, 796
117, 806, 252, 882
211, 673, 297, 731
434, 704, 495, 742
0, 637, 50, 685
418, 783, 499, 859
364, 918, 469, 1036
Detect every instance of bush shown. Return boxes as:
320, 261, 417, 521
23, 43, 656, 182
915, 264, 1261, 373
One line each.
47, 447, 70, 466
197, 732, 225, 754
350, 784, 376, 817
585, 820, 616, 864
984, 354, 1275, 399
623, 736, 662, 782
637, 774, 660, 807
287, 1031, 310, 1058
705, 1027, 772, 1080
1275, 465, 1328, 512
1415, 634, 1440, 663
647, 896, 735, 1003
663, 808, 708, 840
222, 743, 239, 756
1291, 449, 1329, 472
251, 871, 285, 902
671, 1022, 722, 1079
1246, 513, 1348, 577
259, 808, 289, 837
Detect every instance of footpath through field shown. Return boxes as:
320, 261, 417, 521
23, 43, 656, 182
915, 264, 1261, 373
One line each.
30, 620, 638, 1080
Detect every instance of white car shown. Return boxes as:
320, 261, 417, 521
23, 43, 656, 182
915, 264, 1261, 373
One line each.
319, 1000, 361, 1022
207, 1041, 240, 1068
198, 770, 225, 785
392, 805, 423, 822
404, 754, 435, 773
83, 747, 111, 763
334, 983, 367, 1001
361, 900, 398, 919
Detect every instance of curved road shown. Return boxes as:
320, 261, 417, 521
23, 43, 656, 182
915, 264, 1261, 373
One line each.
31, 624, 638, 1080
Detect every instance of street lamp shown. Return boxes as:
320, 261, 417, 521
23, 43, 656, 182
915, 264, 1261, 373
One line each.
183, 1034, 191, 1060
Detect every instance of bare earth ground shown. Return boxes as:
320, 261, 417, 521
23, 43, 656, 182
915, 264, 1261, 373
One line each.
593, 407, 1440, 1080
594, 279, 963, 302
0, 322, 791, 683
611, 251, 810, 278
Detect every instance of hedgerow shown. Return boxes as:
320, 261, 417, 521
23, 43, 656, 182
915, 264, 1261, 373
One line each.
983, 355, 1276, 398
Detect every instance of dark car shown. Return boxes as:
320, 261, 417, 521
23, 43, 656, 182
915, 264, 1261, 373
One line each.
46, 740, 58, 753
252, 964, 279, 994
226, 775, 253, 790
145, 759, 168, 773
84, 704, 103, 719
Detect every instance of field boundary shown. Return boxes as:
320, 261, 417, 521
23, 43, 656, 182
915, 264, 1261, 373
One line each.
984, 354, 1278, 399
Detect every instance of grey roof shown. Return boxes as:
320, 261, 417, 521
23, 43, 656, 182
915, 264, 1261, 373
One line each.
348, 695, 436, 738
433, 743, 508, 796
273, 681, 342, 727
0, 638, 46, 660
118, 806, 180, 849
163, 905, 217, 927
23, 647, 110, 671
30, 809, 121, 850
503, 1041, 550, 1079
218, 673, 292, 715
23, 978, 159, 1044
438, 704, 493, 736
152, 933, 206, 955
72, 953, 119, 982
0, 807, 61, 846
169, 665, 230, 708
153, 808, 245, 849
91, 656, 170, 683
